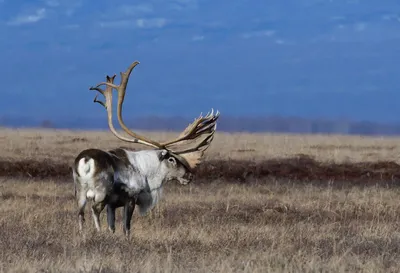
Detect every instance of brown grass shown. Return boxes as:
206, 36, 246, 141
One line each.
1, 128, 400, 272
1, 128, 400, 163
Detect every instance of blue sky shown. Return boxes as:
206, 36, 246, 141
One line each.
1, 0, 400, 123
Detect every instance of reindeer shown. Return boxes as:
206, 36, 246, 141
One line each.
72, 61, 219, 237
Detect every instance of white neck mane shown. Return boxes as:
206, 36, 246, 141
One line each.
125, 149, 167, 215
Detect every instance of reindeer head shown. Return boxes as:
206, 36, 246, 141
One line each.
89, 61, 220, 184
157, 149, 194, 185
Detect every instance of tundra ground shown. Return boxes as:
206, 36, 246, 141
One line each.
2, 179, 400, 272
1, 128, 400, 163
1, 129, 400, 272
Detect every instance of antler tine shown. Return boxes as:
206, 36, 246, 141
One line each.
167, 121, 219, 170
90, 74, 118, 90
90, 86, 105, 96
90, 74, 117, 109
160, 109, 220, 147
91, 82, 118, 91
178, 116, 218, 142
90, 84, 106, 109
93, 94, 106, 108
171, 124, 217, 154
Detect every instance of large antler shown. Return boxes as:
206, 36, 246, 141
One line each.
90, 75, 153, 145
90, 61, 161, 148
90, 61, 220, 169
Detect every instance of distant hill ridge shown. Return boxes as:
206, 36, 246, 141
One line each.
1, 115, 400, 136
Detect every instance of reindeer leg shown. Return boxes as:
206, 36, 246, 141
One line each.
123, 200, 135, 237
91, 202, 106, 232
77, 190, 87, 232
107, 205, 116, 233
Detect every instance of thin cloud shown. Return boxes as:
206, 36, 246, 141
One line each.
192, 35, 204, 41
62, 24, 80, 30
44, 0, 82, 17
64, 0, 83, 17
7, 8, 46, 26
136, 18, 167, 28
354, 22, 366, 31
169, 0, 198, 11
241, 30, 276, 39
118, 4, 153, 15
99, 20, 133, 28
45, 0, 60, 7
99, 18, 167, 29
330, 15, 346, 21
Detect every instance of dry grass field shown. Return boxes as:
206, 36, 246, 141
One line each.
1, 128, 400, 163
2, 128, 400, 272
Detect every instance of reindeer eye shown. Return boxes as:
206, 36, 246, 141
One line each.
168, 157, 175, 163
